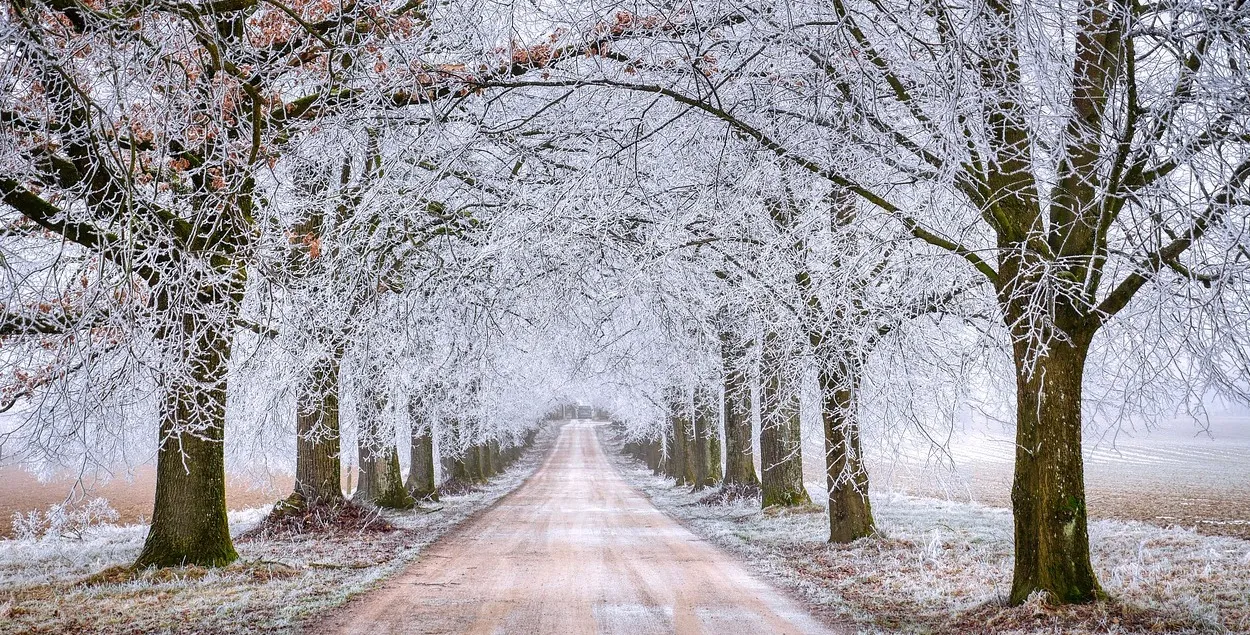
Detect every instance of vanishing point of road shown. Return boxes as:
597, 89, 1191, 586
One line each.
318, 421, 838, 634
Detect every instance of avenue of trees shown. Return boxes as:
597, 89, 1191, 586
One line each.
2, 0, 1249, 608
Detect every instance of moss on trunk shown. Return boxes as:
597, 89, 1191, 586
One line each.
353, 388, 413, 510
355, 444, 413, 509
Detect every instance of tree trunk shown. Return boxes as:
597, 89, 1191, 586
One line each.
354, 388, 413, 509
478, 442, 494, 479
442, 416, 460, 483
709, 426, 723, 483
287, 355, 344, 508
440, 442, 455, 484
680, 412, 697, 486
759, 331, 810, 507
453, 438, 486, 484
663, 421, 678, 479
1008, 332, 1102, 604
135, 311, 238, 568
722, 339, 760, 487
451, 449, 472, 482
692, 386, 716, 490
446, 417, 478, 484
707, 392, 723, 484
355, 443, 411, 509
668, 389, 691, 486
454, 447, 476, 482
820, 363, 875, 543
471, 444, 485, 481
406, 398, 438, 501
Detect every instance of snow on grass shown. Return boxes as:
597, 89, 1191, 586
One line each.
606, 437, 1250, 634
0, 426, 556, 635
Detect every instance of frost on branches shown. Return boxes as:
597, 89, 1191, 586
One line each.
1, 0, 1249, 619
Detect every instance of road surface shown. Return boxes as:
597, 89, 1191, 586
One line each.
318, 422, 837, 634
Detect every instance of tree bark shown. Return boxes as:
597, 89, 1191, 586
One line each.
709, 428, 723, 483
692, 386, 717, 490
406, 398, 438, 501
1008, 330, 1101, 604
135, 310, 238, 568
353, 387, 413, 509
442, 416, 460, 483
478, 442, 494, 479
446, 417, 479, 484
820, 364, 875, 543
759, 331, 810, 507
662, 420, 678, 479
440, 432, 455, 484
287, 354, 344, 507
451, 453, 471, 482
471, 444, 485, 481
355, 442, 411, 509
454, 446, 478, 482
668, 389, 691, 486
722, 338, 760, 487
679, 411, 697, 486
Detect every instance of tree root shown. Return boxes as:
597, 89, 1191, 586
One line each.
437, 478, 480, 497
698, 482, 763, 506
238, 495, 395, 541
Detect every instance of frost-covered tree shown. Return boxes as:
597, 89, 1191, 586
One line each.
0, 0, 397, 566
527, 0, 1250, 604
0, 0, 655, 563
0, 0, 447, 563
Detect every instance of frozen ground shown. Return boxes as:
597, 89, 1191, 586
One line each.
0, 427, 556, 635
609, 435, 1250, 634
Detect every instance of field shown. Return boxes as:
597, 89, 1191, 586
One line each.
833, 412, 1250, 540
0, 467, 292, 538
4, 412, 1247, 542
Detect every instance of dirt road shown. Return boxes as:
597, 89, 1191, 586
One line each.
318, 422, 837, 635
